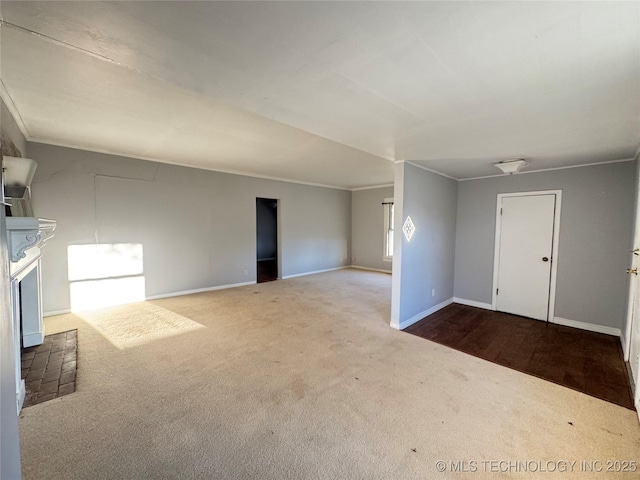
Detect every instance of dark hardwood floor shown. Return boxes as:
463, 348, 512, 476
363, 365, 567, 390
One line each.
405, 304, 634, 410
257, 259, 278, 283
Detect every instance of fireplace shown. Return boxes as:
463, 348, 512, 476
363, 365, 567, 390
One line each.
3, 155, 56, 411
6, 217, 56, 411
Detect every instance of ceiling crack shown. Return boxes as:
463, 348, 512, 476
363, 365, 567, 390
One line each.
1, 20, 121, 67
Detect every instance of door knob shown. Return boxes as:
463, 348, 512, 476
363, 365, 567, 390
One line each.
627, 268, 638, 275
542, 257, 549, 262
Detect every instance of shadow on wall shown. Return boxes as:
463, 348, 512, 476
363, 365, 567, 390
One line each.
67, 243, 145, 311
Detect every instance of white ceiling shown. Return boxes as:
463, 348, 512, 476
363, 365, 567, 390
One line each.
1, 1, 638, 187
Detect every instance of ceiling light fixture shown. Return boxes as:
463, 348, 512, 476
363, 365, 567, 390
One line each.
494, 159, 527, 175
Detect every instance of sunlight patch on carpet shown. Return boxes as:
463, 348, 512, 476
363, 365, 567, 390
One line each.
78, 302, 205, 349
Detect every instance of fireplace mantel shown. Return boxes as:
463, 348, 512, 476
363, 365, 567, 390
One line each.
6, 217, 56, 264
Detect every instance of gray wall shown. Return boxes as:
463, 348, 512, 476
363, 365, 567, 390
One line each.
0, 99, 23, 479
393, 163, 457, 327
454, 161, 636, 329
28, 142, 351, 314
351, 186, 394, 272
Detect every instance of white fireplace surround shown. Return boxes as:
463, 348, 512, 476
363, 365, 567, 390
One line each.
6, 217, 56, 412
7, 217, 56, 263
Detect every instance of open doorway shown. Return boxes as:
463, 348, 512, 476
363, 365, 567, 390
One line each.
256, 198, 279, 283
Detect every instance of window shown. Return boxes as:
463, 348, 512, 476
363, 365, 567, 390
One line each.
383, 198, 394, 261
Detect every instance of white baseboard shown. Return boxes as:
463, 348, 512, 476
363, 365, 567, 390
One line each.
17, 380, 25, 413
395, 298, 454, 330
447, 302, 623, 339
282, 266, 348, 279
350, 265, 392, 274
44, 281, 258, 315
552, 316, 622, 337
632, 371, 640, 423
145, 280, 257, 300
453, 297, 493, 310
44, 308, 71, 317
621, 331, 628, 359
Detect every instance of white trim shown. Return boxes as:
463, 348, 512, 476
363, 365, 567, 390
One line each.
624, 276, 635, 360
350, 265, 392, 274
281, 266, 348, 280
350, 183, 394, 191
43, 269, 347, 316
43, 308, 71, 317
145, 281, 256, 300
45, 281, 261, 314
459, 158, 635, 181
390, 162, 405, 329
276, 199, 283, 282
17, 380, 25, 413
394, 298, 454, 331
624, 155, 640, 360
22, 331, 44, 348
552, 316, 622, 337
0, 80, 31, 140
444, 300, 624, 339
636, 360, 640, 421
491, 197, 503, 311
383, 197, 394, 261
405, 161, 458, 181
453, 297, 492, 310
492, 190, 562, 323
548, 193, 562, 323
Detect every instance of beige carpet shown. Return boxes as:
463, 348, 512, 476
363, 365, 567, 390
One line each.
19, 269, 640, 479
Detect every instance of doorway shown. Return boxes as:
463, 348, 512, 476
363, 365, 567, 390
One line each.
256, 198, 279, 283
492, 191, 562, 321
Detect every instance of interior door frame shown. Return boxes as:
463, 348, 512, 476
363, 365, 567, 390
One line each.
623, 156, 640, 415
623, 161, 640, 362
255, 197, 281, 281
491, 190, 562, 322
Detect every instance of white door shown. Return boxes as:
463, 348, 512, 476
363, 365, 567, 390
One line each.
624, 164, 640, 414
628, 244, 640, 412
495, 194, 557, 321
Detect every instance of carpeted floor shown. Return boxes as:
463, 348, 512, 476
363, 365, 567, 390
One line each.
19, 270, 640, 479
